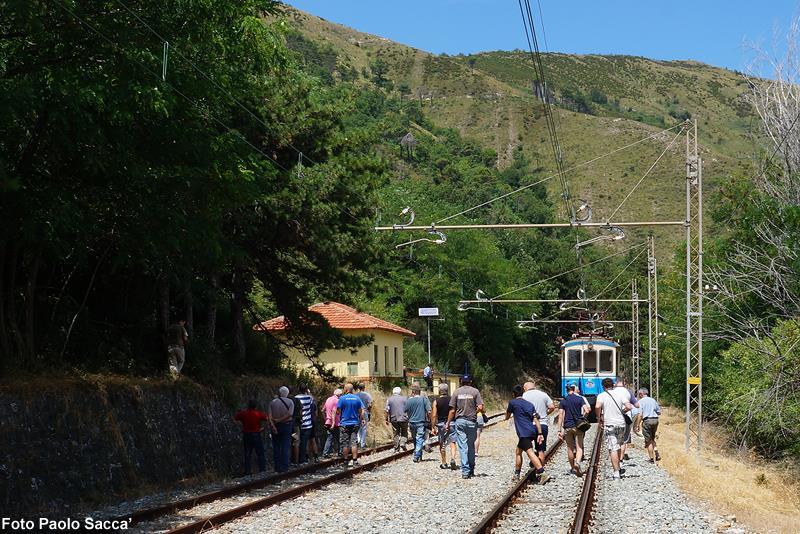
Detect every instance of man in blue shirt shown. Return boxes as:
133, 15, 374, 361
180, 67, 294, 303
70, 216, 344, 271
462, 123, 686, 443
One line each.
505, 385, 548, 484
336, 383, 365, 467
405, 384, 432, 462
637, 388, 662, 463
557, 382, 591, 476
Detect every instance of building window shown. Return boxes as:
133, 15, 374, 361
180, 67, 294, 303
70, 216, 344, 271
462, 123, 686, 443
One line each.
373, 345, 379, 373
347, 362, 359, 376
384, 346, 389, 376
394, 347, 398, 374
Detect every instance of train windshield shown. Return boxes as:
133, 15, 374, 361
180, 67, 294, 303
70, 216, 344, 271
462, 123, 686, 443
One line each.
583, 350, 597, 373
599, 349, 614, 373
567, 349, 581, 372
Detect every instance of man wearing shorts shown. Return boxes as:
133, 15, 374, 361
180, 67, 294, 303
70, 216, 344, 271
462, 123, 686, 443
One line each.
637, 388, 662, 463
522, 382, 555, 465
505, 385, 548, 484
335, 383, 365, 467
432, 383, 458, 470
614, 376, 639, 461
595, 377, 633, 479
557, 382, 590, 477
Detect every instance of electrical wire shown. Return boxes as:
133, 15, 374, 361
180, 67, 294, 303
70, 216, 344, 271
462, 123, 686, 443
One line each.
112, 0, 319, 169
606, 127, 684, 221
492, 242, 646, 299
54, 1, 369, 224
434, 122, 685, 224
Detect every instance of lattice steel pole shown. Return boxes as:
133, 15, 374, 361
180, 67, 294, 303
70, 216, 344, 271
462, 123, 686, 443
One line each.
685, 121, 703, 450
631, 278, 639, 391
647, 235, 656, 396
653, 245, 660, 401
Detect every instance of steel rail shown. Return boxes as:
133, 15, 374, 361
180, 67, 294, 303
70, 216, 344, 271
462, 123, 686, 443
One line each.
569, 424, 604, 534
375, 221, 686, 231
162, 414, 504, 533
123, 442, 396, 525
468, 436, 564, 534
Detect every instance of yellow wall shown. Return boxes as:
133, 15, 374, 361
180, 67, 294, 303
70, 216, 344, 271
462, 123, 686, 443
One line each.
284, 329, 407, 379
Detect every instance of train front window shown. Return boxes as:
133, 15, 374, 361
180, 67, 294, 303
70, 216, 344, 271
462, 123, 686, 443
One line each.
567, 349, 581, 373
583, 350, 597, 373
599, 350, 614, 372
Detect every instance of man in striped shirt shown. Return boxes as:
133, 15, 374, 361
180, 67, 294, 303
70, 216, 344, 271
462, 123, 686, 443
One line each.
294, 384, 315, 464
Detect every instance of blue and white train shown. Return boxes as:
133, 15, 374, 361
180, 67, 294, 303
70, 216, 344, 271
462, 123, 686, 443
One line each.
560, 335, 619, 399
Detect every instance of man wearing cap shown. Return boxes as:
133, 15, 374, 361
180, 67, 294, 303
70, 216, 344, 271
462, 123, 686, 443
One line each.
445, 375, 484, 479
385, 386, 409, 451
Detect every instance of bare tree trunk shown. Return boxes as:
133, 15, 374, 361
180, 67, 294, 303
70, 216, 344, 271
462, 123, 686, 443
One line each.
230, 270, 246, 364
206, 273, 218, 346
183, 273, 193, 336
0, 238, 9, 358
24, 249, 41, 360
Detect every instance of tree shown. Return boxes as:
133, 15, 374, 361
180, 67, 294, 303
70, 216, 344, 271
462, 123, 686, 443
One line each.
370, 58, 390, 89
0, 0, 382, 374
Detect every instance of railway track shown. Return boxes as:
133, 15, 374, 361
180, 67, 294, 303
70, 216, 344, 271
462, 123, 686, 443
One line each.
469, 424, 604, 534
123, 414, 503, 533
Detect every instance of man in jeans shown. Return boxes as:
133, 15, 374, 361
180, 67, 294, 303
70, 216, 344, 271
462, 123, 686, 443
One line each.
356, 383, 373, 449
595, 377, 633, 479
233, 399, 269, 475
384, 386, 409, 451
336, 383, 365, 467
446, 375, 484, 479
322, 388, 342, 458
405, 384, 432, 463
268, 386, 294, 473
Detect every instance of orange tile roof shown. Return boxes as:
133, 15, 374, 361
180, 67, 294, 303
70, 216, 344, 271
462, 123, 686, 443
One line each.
256, 301, 416, 337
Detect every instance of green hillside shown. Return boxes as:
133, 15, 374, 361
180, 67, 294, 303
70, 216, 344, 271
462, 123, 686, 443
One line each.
281, 7, 754, 248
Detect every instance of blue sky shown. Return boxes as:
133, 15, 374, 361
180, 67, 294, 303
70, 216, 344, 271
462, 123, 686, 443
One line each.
285, 1, 796, 73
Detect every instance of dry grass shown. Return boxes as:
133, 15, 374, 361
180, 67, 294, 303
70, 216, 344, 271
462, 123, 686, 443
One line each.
656, 407, 800, 533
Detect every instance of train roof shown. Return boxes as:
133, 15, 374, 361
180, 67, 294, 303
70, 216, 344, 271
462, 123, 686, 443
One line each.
561, 337, 620, 349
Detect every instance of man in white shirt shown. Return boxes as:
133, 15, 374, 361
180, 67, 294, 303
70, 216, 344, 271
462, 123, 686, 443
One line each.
595, 377, 633, 479
522, 381, 556, 464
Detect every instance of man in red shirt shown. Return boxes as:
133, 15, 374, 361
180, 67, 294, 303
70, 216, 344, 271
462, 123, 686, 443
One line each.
234, 400, 269, 475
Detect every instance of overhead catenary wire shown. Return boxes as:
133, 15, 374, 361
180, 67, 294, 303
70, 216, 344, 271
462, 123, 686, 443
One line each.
434, 122, 685, 225
492, 242, 647, 300
605, 127, 685, 221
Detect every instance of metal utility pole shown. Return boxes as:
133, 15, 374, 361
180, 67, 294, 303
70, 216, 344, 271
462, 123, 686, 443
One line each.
685, 121, 704, 451
427, 317, 431, 364
631, 279, 640, 391
647, 235, 660, 400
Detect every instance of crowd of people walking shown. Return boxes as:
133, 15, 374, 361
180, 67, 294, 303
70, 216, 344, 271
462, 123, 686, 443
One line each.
233, 374, 661, 482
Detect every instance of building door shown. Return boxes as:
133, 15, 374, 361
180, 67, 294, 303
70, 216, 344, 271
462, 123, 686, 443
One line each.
373, 345, 379, 374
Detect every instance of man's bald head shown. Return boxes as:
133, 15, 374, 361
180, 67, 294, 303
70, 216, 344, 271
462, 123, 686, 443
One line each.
344, 383, 354, 393
523, 381, 535, 392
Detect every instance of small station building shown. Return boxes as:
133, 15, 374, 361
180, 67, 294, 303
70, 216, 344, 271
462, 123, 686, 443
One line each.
257, 301, 416, 383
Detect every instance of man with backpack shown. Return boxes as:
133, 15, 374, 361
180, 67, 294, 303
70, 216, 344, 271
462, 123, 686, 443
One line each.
557, 382, 591, 477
